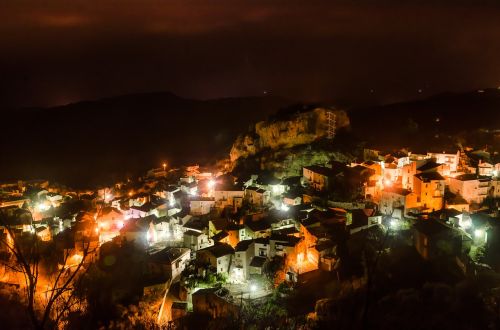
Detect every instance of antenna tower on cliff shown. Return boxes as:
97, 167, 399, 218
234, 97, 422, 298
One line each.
326, 110, 336, 139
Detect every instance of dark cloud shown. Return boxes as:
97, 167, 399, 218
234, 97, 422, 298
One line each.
0, 0, 499, 107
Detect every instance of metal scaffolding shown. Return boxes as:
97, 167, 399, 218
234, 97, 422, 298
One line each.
326, 110, 336, 139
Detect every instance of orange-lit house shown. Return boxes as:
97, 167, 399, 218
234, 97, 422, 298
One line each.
296, 221, 321, 274
209, 218, 242, 248
96, 207, 124, 231
413, 172, 445, 212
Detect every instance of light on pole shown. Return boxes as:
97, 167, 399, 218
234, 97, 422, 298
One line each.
250, 284, 257, 299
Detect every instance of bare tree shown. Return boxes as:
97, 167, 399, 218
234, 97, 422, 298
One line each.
0, 209, 93, 329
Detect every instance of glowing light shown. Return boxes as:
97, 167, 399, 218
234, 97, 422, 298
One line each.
72, 254, 83, 262
250, 284, 257, 292
384, 179, 392, 187
37, 203, 49, 211
493, 170, 498, 177
390, 219, 399, 230
297, 253, 304, 265
207, 179, 216, 189
280, 203, 290, 212
116, 221, 124, 229
65, 253, 84, 269
459, 216, 472, 230
474, 229, 484, 238
169, 198, 175, 207
95, 227, 99, 234
6, 232, 13, 246
128, 192, 133, 197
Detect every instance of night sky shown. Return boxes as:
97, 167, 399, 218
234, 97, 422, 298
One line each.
1, 0, 500, 108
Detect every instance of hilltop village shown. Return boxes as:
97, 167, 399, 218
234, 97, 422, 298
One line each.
1, 108, 500, 329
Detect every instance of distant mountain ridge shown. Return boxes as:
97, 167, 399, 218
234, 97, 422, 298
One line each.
0, 92, 292, 188
348, 88, 500, 151
1, 88, 499, 188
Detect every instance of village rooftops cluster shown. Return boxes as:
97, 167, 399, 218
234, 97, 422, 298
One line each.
1, 146, 500, 323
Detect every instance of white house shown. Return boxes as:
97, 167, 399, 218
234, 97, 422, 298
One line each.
478, 160, 494, 177
427, 150, 460, 173
189, 197, 215, 215
128, 202, 160, 218
197, 243, 234, 274
379, 187, 419, 217
119, 218, 155, 247
448, 174, 491, 204
232, 240, 254, 281
244, 186, 270, 207
183, 230, 212, 251
213, 186, 244, 211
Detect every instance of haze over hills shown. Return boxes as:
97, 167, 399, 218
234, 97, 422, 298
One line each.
1, 88, 499, 188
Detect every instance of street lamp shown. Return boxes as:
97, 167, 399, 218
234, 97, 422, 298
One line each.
474, 229, 484, 239
250, 284, 257, 299
390, 218, 399, 230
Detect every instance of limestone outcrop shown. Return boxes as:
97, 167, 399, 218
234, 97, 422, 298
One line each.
229, 107, 350, 163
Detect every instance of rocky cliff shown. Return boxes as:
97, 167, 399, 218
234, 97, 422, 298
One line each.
229, 107, 350, 163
